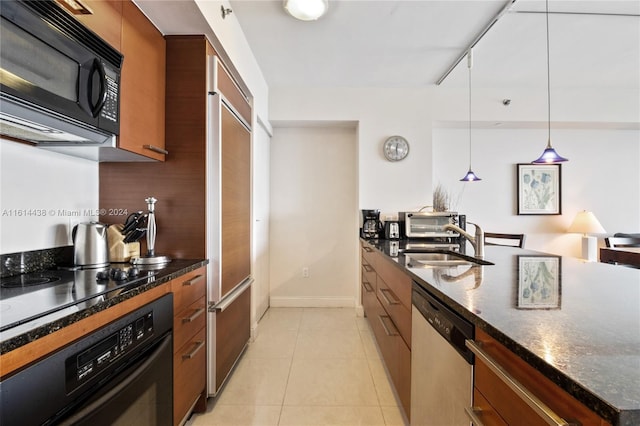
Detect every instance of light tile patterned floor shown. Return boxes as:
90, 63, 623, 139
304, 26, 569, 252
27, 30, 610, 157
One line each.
186, 307, 409, 426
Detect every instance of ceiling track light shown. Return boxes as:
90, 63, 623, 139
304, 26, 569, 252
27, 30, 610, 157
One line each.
283, 0, 328, 21
532, 0, 568, 164
461, 49, 481, 182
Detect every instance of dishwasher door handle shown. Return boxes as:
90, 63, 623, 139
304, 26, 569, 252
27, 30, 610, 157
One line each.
465, 339, 579, 426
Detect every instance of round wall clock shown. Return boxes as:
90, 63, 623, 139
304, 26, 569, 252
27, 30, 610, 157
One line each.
383, 135, 410, 162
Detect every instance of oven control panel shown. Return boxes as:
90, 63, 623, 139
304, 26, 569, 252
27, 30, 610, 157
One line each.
65, 311, 154, 392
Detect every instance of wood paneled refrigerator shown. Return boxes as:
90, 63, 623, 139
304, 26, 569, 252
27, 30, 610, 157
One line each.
206, 56, 252, 396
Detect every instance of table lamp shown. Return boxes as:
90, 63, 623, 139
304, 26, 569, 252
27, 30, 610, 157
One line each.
567, 210, 606, 262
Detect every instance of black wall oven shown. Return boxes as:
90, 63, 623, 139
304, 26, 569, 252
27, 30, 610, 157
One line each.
0, 0, 122, 145
0, 294, 173, 426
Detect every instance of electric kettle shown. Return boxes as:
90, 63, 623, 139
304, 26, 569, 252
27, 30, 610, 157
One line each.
72, 222, 109, 268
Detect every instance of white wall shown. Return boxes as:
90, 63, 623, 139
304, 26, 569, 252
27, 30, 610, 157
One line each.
270, 87, 437, 215
432, 127, 640, 257
0, 140, 99, 254
269, 126, 358, 307
270, 85, 640, 263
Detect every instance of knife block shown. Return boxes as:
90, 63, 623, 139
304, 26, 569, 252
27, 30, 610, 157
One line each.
107, 224, 141, 263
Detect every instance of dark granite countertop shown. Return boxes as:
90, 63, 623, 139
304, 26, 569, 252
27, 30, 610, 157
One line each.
0, 259, 208, 354
362, 238, 640, 426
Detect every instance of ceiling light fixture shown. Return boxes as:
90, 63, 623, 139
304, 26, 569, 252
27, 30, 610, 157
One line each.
283, 0, 328, 21
532, 0, 568, 164
460, 49, 481, 182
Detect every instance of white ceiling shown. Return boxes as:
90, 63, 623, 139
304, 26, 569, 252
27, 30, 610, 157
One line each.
136, 0, 639, 93
225, 0, 639, 90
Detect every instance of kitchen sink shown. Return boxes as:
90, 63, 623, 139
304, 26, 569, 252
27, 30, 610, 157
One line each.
403, 250, 493, 268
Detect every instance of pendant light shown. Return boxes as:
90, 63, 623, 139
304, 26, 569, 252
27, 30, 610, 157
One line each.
532, 0, 568, 164
460, 49, 481, 181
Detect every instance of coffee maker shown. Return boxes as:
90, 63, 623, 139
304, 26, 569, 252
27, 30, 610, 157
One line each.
361, 209, 382, 239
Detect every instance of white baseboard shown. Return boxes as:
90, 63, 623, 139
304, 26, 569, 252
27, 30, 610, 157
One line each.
270, 296, 355, 308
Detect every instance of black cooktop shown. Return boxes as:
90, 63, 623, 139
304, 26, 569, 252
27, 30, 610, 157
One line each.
0, 266, 157, 332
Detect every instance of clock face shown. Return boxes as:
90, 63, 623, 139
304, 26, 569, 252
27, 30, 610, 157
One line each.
383, 136, 409, 162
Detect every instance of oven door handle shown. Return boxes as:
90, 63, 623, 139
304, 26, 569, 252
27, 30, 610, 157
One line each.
59, 333, 171, 425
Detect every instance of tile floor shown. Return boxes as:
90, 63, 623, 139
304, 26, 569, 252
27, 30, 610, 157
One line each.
186, 307, 409, 426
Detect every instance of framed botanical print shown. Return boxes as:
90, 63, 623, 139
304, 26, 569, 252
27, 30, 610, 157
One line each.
517, 164, 561, 215
517, 255, 561, 309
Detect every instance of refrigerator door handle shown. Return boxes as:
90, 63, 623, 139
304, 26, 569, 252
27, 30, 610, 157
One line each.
209, 277, 253, 313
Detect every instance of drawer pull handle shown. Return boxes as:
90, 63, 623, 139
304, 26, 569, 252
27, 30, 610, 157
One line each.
363, 246, 373, 253
363, 265, 374, 273
182, 340, 205, 360
143, 144, 169, 155
182, 274, 204, 286
379, 288, 400, 306
464, 407, 485, 426
465, 339, 579, 426
182, 307, 205, 323
378, 315, 399, 337
363, 282, 374, 293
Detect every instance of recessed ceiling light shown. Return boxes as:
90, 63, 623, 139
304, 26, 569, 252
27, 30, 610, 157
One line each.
283, 0, 328, 21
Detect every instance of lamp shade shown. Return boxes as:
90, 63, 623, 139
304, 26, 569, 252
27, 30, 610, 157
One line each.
284, 0, 328, 21
567, 211, 606, 235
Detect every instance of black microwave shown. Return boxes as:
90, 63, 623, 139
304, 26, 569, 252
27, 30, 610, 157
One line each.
0, 0, 123, 145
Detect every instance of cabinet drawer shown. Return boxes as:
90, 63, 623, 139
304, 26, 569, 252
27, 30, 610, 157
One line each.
361, 263, 376, 292
361, 281, 377, 318
173, 296, 206, 352
376, 277, 411, 348
361, 244, 377, 270
172, 267, 206, 314
471, 388, 508, 426
368, 295, 411, 419
174, 327, 207, 425
375, 255, 411, 309
474, 329, 609, 426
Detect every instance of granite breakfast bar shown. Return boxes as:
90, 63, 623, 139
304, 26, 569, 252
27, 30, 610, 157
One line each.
363, 239, 640, 426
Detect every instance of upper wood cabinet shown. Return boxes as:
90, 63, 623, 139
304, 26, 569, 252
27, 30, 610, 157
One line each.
56, 0, 166, 161
119, 1, 166, 161
55, 0, 123, 49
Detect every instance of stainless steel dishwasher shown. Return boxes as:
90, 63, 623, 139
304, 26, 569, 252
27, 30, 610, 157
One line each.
411, 282, 474, 426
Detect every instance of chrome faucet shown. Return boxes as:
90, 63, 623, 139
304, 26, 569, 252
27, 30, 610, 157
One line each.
444, 222, 484, 259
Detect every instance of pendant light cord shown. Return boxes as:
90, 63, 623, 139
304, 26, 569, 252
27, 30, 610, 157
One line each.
546, 0, 551, 145
468, 49, 473, 169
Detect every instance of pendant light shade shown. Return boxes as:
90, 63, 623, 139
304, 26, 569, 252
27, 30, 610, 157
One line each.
283, 0, 328, 21
460, 169, 481, 182
460, 49, 481, 182
532, 140, 569, 163
532, 0, 568, 164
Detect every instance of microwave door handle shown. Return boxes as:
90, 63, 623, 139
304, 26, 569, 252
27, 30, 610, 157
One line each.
88, 59, 107, 117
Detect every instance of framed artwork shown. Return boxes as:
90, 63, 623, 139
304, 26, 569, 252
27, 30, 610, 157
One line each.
517, 164, 561, 215
517, 255, 561, 309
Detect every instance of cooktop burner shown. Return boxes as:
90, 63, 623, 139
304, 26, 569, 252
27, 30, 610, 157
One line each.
0, 266, 158, 334
1, 274, 62, 288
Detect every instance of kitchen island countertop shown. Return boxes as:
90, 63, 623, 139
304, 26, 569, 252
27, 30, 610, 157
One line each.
363, 238, 640, 426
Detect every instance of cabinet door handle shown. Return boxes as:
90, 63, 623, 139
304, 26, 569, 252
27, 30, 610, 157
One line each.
182, 307, 205, 323
182, 340, 205, 360
363, 282, 374, 293
378, 315, 399, 336
465, 339, 579, 426
182, 274, 204, 286
464, 407, 485, 426
143, 144, 169, 155
379, 288, 400, 306
363, 246, 373, 253
363, 265, 374, 273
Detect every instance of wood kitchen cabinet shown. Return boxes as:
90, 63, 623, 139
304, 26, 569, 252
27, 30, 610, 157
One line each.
55, 0, 123, 49
471, 328, 610, 426
360, 241, 411, 419
58, 0, 166, 161
171, 267, 207, 426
